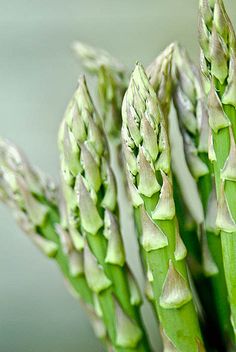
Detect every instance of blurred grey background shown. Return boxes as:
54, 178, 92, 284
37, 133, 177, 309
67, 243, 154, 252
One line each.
1, 1, 236, 351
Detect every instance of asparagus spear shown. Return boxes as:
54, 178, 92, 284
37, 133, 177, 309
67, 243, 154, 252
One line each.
0, 138, 110, 348
172, 43, 234, 348
73, 41, 124, 75
147, 43, 205, 316
121, 63, 204, 351
199, 0, 236, 337
58, 76, 151, 352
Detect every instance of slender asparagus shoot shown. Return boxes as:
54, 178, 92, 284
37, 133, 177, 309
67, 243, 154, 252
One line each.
58, 76, 152, 352
121, 63, 204, 351
199, 0, 236, 338
173, 43, 234, 348
73, 41, 124, 75
0, 139, 112, 347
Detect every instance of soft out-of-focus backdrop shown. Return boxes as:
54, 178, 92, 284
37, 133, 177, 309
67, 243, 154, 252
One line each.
1, 1, 236, 351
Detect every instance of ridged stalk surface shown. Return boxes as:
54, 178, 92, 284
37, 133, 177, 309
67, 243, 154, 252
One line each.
121, 63, 204, 351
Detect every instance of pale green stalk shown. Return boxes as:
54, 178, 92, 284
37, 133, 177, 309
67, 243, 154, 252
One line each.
121, 63, 204, 351
146, 43, 199, 299
172, 44, 234, 347
58, 76, 151, 352
199, 0, 236, 338
0, 139, 111, 349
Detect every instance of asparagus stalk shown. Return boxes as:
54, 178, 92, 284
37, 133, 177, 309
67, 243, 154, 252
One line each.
58, 76, 151, 352
0, 138, 111, 348
121, 63, 204, 351
173, 44, 234, 348
199, 0, 236, 337
147, 43, 205, 314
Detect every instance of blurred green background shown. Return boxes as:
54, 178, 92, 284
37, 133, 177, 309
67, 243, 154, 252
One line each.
1, 1, 236, 351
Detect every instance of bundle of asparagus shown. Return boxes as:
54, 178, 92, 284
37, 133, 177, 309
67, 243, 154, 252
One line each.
1, 0, 236, 351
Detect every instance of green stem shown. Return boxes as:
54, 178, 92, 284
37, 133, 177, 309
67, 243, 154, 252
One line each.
87, 231, 152, 352
207, 232, 234, 340
41, 209, 93, 305
198, 156, 234, 346
213, 101, 236, 338
134, 200, 203, 352
173, 176, 229, 350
